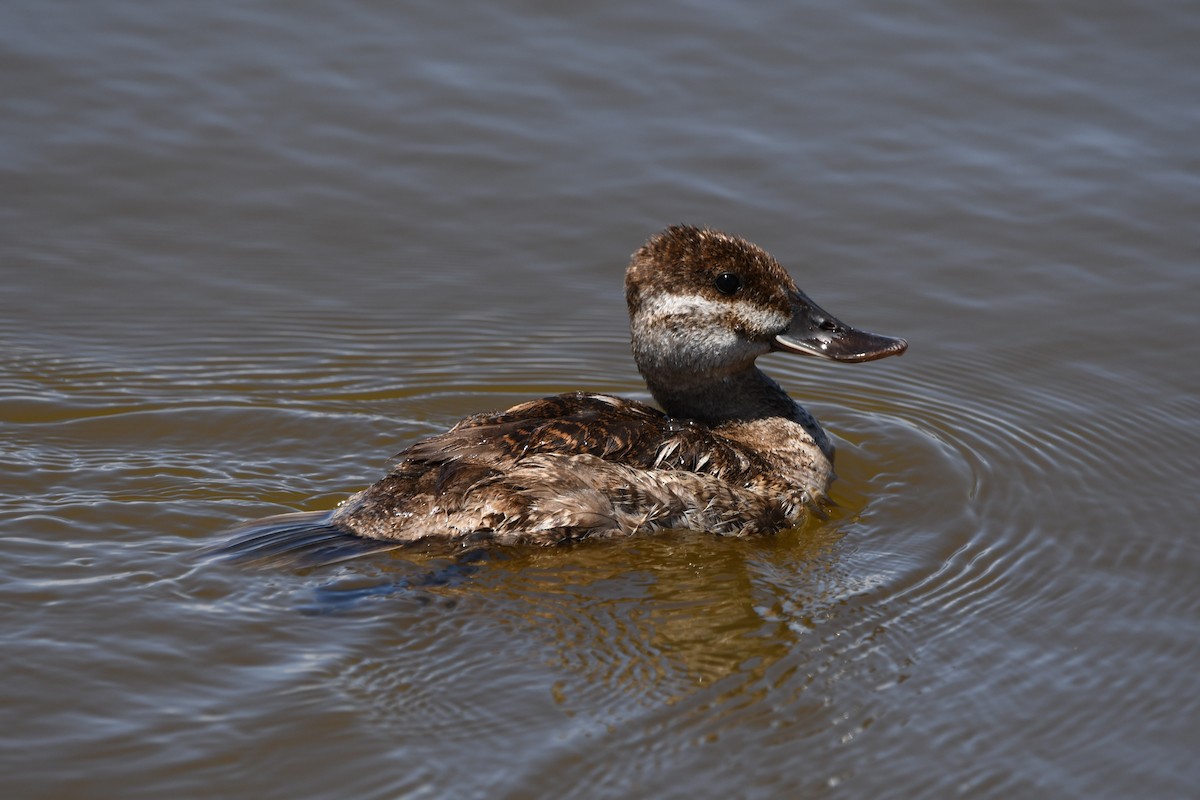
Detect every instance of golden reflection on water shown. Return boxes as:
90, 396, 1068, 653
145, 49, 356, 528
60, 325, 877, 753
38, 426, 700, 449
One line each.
498, 527, 846, 690
325, 521, 855, 719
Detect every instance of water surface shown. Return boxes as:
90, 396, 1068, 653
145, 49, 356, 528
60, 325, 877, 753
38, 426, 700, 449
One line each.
2, 1, 1198, 797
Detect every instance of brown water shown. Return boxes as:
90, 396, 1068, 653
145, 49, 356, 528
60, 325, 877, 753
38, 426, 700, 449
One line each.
3, 1, 1198, 797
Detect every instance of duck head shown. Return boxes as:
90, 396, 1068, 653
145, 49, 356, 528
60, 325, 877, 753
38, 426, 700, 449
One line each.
625, 225, 907, 420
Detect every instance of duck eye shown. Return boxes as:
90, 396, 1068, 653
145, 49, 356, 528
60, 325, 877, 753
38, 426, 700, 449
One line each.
714, 272, 741, 296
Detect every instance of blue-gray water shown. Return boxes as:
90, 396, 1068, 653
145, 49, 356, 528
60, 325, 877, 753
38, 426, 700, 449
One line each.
2, 1, 1198, 797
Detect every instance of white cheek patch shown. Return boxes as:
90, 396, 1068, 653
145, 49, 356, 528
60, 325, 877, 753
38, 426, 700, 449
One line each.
640, 293, 789, 334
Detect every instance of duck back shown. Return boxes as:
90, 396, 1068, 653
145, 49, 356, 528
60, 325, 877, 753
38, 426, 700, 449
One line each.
330, 391, 810, 545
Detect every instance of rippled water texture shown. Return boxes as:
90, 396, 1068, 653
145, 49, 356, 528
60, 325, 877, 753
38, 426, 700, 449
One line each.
2, 1, 1198, 797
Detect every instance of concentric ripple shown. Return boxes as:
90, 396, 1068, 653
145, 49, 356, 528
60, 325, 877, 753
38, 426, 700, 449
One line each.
4, 317, 1193, 798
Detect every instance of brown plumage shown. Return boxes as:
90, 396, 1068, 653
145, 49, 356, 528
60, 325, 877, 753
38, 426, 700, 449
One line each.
332, 392, 807, 544
212, 226, 906, 566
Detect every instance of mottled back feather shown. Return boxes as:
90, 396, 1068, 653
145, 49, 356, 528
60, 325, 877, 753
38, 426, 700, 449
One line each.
329, 392, 818, 544
405, 392, 774, 480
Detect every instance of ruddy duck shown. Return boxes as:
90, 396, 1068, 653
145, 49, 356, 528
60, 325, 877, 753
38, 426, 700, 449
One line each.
215, 225, 906, 566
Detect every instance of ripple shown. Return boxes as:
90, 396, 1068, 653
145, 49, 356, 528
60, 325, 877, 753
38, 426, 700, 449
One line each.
783, 344, 1166, 553
3, 0, 1198, 794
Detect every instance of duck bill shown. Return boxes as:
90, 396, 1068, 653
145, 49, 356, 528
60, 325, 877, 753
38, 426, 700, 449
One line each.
773, 290, 908, 363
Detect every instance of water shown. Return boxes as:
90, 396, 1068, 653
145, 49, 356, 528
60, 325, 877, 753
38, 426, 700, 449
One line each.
2, 1, 1198, 797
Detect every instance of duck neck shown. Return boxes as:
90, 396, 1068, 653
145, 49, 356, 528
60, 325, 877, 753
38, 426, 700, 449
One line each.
643, 367, 772, 422
644, 364, 781, 422
643, 365, 829, 453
